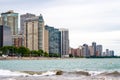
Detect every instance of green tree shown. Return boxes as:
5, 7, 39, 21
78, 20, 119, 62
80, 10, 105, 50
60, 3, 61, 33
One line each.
30, 50, 39, 57
38, 49, 44, 56
49, 53, 60, 57
44, 52, 49, 57
54, 53, 60, 57
0, 46, 8, 54
7, 46, 18, 56
18, 46, 30, 57
69, 54, 73, 57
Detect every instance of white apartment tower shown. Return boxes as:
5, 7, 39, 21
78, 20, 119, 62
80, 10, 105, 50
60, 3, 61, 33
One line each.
59, 28, 69, 57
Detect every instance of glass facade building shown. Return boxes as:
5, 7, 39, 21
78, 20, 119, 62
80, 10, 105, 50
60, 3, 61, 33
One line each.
0, 25, 12, 47
1, 10, 18, 35
82, 44, 89, 57
38, 14, 44, 50
96, 45, 103, 56
92, 42, 97, 56
45, 25, 61, 55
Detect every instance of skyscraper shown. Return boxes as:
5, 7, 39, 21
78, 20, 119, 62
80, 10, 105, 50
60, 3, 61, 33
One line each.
59, 28, 69, 57
1, 10, 18, 35
92, 42, 96, 56
96, 45, 103, 56
89, 46, 94, 56
45, 25, 61, 55
0, 17, 2, 25
109, 50, 114, 56
82, 44, 89, 57
20, 13, 35, 34
0, 25, 12, 47
106, 49, 109, 56
24, 14, 48, 52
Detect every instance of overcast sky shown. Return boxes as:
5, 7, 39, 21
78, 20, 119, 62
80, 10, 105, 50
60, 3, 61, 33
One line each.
0, 0, 120, 55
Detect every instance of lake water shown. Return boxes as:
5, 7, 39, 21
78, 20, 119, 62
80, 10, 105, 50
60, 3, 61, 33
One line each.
0, 58, 120, 80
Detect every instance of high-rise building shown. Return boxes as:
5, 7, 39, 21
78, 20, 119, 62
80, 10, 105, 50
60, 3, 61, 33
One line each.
79, 46, 84, 57
0, 17, 2, 25
24, 14, 48, 53
102, 52, 106, 56
1, 10, 18, 35
20, 13, 35, 34
106, 49, 109, 56
89, 46, 94, 56
44, 29, 49, 53
109, 50, 114, 56
45, 25, 61, 55
96, 45, 102, 56
59, 28, 69, 57
92, 42, 96, 56
0, 25, 12, 47
82, 44, 89, 57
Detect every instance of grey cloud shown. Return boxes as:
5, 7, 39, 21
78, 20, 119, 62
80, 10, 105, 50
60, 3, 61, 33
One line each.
69, 24, 120, 33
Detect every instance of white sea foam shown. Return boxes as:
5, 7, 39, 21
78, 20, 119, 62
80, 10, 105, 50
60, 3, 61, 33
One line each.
0, 69, 57, 77
5, 78, 16, 80
32, 71, 56, 76
41, 71, 56, 76
88, 71, 104, 76
0, 69, 29, 77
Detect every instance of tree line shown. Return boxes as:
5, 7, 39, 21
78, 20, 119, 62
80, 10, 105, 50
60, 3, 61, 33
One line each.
0, 46, 61, 57
0, 46, 49, 57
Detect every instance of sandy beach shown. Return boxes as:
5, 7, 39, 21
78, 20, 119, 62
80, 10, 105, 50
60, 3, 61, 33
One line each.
1, 75, 120, 80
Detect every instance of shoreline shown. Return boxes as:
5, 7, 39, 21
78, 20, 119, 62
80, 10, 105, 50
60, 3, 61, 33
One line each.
0, 56, 120, 60
0, 57, 63, 60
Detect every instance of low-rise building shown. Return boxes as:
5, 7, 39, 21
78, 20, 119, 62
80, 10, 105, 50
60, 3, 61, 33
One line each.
12, 34, 23, 47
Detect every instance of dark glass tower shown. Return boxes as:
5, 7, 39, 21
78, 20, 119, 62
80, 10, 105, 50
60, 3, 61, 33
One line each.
0, 25, 12, 47
45, 25, 61, 56
92, 42, 96, 56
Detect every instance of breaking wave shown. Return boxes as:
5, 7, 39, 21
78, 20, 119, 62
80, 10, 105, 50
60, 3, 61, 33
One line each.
0, 69, 120, 77
0, 69, 29, 77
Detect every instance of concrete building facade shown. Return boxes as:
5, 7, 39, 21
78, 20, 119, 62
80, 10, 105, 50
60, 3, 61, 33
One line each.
1, 10, 18, 35
59, 28, 69, 57
70, 48, 82, 57
24, 14, 48, 53
96, 45, 103, 56
20, 13, 35, 34
12, 34, 23, 47
89, 46, 94, 56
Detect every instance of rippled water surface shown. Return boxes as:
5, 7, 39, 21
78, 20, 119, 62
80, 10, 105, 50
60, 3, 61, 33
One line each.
0, 58, 120, 71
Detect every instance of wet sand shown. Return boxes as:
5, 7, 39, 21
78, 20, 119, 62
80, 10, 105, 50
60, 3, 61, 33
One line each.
2, 75, 120, 80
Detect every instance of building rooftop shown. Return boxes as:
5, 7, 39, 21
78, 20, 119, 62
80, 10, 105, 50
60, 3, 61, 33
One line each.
59, 28, 68, 31
1, 10, 15, 14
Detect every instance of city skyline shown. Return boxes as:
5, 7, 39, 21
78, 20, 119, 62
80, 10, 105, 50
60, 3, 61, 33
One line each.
0, 0, 120, 55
